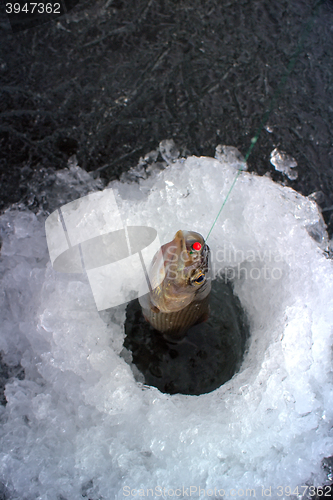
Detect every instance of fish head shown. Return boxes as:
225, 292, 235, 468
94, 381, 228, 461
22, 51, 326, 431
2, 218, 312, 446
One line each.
146, 230, 211, 313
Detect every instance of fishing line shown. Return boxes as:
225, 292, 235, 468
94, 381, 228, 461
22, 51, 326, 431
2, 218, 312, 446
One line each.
205, 0, 324, 242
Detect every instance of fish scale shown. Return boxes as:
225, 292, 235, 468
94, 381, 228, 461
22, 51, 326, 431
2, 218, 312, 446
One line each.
146, 294, 210, 339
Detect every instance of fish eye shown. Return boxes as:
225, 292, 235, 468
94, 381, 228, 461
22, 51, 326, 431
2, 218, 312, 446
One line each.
191, 272, 206, 285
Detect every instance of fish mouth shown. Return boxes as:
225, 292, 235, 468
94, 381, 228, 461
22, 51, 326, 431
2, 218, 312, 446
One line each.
160, 230, 187, 271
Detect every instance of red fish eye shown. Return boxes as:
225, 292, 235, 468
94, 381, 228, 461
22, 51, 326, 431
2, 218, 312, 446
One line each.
192, 242, 202, 251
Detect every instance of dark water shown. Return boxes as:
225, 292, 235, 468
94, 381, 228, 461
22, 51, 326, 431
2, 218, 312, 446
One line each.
124, 279, 249, 395
1, 0, 333, 235
0, 353, 24, 407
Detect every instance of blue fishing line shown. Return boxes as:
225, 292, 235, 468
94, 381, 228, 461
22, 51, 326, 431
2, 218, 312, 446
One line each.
205, 0, 324, 242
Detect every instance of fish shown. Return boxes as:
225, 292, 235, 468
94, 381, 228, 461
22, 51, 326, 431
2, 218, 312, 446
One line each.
139, 230, 211, 338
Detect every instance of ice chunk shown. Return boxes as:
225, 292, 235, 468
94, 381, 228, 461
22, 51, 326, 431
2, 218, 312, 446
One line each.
215, 144, 247, 170
305, 219, 328, 249
159, 139, 180, 164
308, 190, 326, 205
24, 159, 104, 214
120, 149, 165, 183
270, 147, 298, 180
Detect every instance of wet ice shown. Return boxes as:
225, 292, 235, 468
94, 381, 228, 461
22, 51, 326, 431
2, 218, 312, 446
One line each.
270, 148, 298, 180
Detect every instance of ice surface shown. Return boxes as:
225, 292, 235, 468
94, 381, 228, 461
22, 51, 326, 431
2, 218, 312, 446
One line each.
1, 150, 333, 499
270, 148, 298, 180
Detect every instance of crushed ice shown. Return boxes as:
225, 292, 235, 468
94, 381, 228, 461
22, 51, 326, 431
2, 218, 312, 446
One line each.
270, 147, 298, 180
0, 148, 333, 499
215, 144, 247, 171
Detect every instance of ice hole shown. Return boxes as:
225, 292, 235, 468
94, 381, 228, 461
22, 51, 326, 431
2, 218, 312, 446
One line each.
0, 151, 332, 498
123, 278, 250, 396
